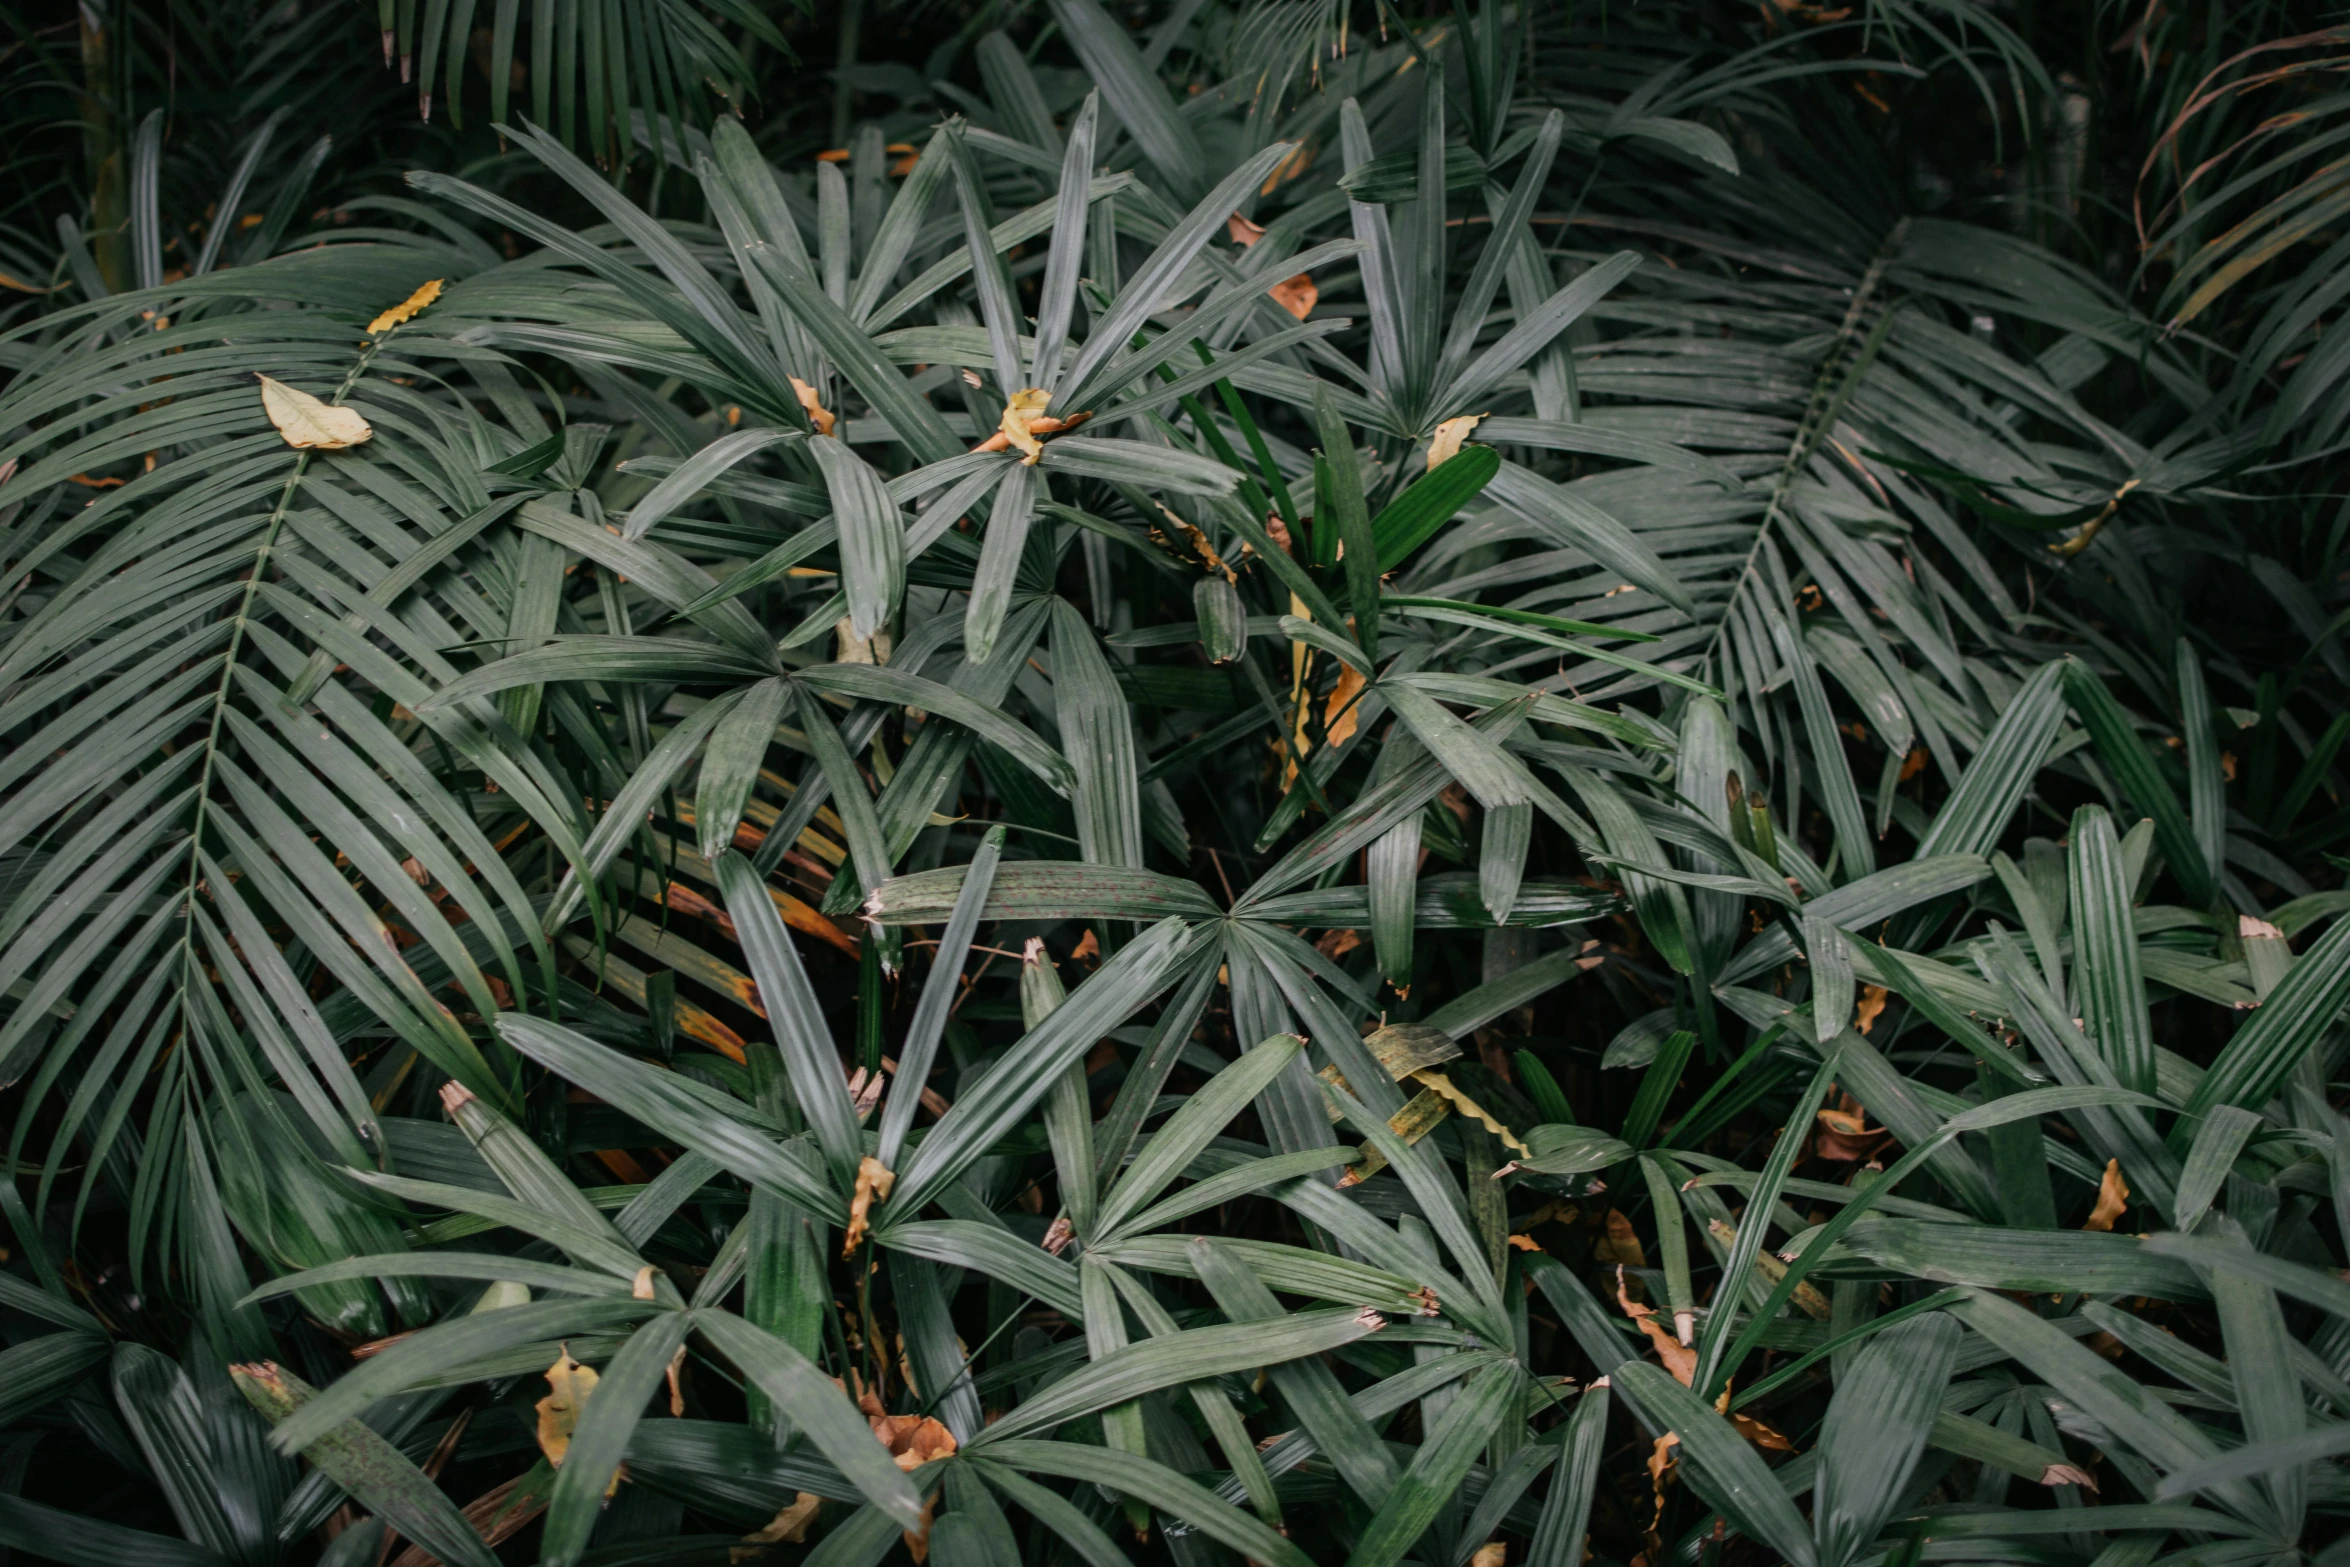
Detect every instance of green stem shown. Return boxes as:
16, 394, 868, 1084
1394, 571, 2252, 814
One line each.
177, 334, 393, 963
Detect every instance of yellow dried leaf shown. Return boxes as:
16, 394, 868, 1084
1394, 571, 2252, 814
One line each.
790, 376, 837, 437
1853, 983, 1888, 1034
1324, 659, 1368, 747
2083, 1158, 2130, 1232
1427, 413, 1484, 469
536, 1347, 598, 1467
999, 388, 1054, 465
1360, 1023, 1461, 1080
1409, 1068, 1532, 1156
1227, 213, 1267, 247
631, 1265, 658, 1301
843, 1155, 896, 1256
258, 374, 372, 450
367, 278, 443, 334
1336, 1086, 1453, 1187
1470, 1543, 1507, 1567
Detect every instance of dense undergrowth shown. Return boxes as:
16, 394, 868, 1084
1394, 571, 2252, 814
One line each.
3, 2, 2350, 1565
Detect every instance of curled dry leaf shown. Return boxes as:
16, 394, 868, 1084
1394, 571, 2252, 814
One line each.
997, 388, 1054, 464
1642, 1430, 1679, 1558
1616, 1265, 1696, 1384
258, 375, 372, 450
631, 1265, 658, 1301
844, 1154, 896, 1255
1268, 273, 1318, 321
2083, 1158, 2130, 1231
536, 1346, 597, 1468
973, 406, 1088, 456
1410, 1068, 1531, 1156
1324, 661, 1369, 748
1592, 1208, 1648, 1270
860, 1396, 958, 1565
790, 376, 838, 437
1723, 1390, 1796, 1452
1853, 983, 1888, 1034
1814, 1093, 1887, 1161
1314, 927, 1363, 960
739, 1492, 824, 1553
1427, 414, 1485, 469
2042, 1463, 2097, 1489
367, 277, 443, 334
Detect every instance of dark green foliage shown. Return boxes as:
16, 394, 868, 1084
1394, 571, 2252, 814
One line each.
4, 3, 2350, 1565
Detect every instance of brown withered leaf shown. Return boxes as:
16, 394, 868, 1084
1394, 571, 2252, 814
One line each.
1729, 1409, 1796, 1451
737, 1491, 823, 1556
2083, 1159, 2130, 1232
1592, 1208, 1648, 1270
789, 376, 837, 437
1640, 1431, 1679, 1563
1853, 984, 1888, 1034
869, 1406, 957, 1564
843, 1155, 896, 1256
1616, 1266, 1695, 1384
1315, 927, 1363, 960
1268, 273, 1318, 321
1814, 1093, 1887, 1161
384, 1471, 549, 1567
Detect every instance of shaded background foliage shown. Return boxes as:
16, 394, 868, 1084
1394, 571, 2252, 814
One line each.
5, 1, 2350, 1566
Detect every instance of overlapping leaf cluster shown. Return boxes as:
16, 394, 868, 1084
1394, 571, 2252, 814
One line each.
3, 3, 2350, 1566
